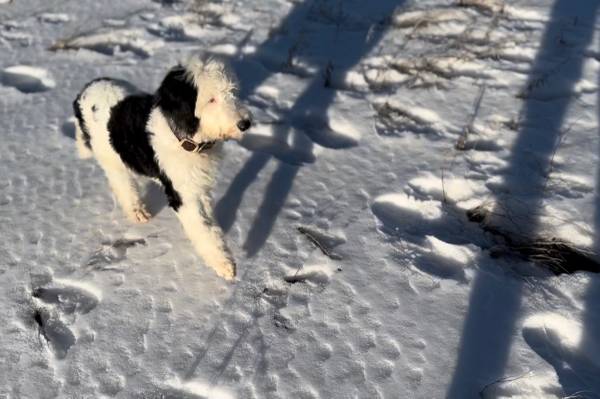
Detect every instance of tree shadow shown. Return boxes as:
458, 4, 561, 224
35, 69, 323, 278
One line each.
565, 38, 600, 398
216, 0, 404, 256
532, 42, 600, 398
446, 1, 600, 397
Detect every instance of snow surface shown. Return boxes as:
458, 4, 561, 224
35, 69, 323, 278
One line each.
1, 0, 600, 398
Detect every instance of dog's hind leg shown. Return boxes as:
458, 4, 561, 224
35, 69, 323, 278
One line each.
176, 201, 236, 280
75, 122, 93, 159
102, 165, 151, 224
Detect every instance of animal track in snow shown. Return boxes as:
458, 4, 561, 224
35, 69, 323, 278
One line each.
1, 65, 55, 93
86, 237, 147, 269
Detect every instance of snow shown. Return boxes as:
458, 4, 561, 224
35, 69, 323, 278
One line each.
421, 236, 477, 280
38, 13, 70, 24
1, 65, 55, 93
1, 0, 600, 398
372, 193, 443, 229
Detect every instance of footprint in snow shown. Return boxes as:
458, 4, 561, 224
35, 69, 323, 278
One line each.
371, 193, 480, 281
33, 282, 100, 315
29, 279, 100, 359
1, 65, 55, 93
31, 279, 101, 358
33, 307, 76, 360
522, 313, 600, 397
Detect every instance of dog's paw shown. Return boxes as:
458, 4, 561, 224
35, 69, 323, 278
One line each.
209, 258, 236, 281
77, 146, 94, 159
127, 206, 152, 224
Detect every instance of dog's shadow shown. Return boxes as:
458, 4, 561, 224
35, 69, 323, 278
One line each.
61, 118, 76, 140
142, 179, 168, 216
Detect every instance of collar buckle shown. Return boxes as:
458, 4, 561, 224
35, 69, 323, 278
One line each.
179, 138, 216, 153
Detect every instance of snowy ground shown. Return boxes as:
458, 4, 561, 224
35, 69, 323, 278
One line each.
1, 0, 600, 398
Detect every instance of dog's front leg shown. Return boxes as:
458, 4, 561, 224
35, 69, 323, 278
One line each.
176, 201, 236, 280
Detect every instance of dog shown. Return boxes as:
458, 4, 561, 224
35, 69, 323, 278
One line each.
72, 57, 252, 280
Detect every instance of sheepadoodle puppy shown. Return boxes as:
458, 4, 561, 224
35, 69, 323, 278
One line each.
73, 58, 252, 280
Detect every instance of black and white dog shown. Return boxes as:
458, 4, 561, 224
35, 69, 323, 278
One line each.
73, 57, 251, 280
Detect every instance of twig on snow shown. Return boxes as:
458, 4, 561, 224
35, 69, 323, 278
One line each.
297, 226, 342, 260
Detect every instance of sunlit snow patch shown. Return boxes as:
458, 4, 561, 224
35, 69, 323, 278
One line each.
284, 251, 337, 285
209, 43, 238, 56
166, 378, 235, 399
418, 236, 477, 280
1, 65, 55, 93
523, 312, 600, 370
372, 193, 442, 234
408, 172, 483, 203
38, 13, 70, 24
65, 28, 163, 58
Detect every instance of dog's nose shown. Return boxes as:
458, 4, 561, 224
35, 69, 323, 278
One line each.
237, 119, 251, 132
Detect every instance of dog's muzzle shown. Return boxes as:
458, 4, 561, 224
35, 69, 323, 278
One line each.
179, 138, 216, 153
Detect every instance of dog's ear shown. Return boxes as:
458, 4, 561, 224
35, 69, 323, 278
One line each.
155, 67, 199, 139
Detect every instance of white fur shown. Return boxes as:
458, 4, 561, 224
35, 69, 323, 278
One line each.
184, 57, 250, 142
76, 59, 248, 280
147, 109, 235, 279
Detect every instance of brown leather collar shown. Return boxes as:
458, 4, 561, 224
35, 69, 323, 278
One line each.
179, 138, 216, 153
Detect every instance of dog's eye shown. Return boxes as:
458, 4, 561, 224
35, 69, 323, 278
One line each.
208, 98, 216, 104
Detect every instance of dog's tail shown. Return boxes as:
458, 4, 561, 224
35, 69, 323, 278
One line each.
73, 96, 93, 159
74, 119, 93, 159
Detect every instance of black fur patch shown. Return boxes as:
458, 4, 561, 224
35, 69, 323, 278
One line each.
154, 67, 199, 140
108, 94, 158, 176
158, 173, 182, 211
107, 94, 182, 211
72, 96, 91, 149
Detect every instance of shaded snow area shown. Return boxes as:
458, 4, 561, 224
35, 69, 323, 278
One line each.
2, 0, 600, 398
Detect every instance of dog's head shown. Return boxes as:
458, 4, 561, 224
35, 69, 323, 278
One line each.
155, 57, 252, 144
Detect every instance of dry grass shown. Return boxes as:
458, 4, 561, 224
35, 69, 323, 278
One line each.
467, 205, 600, 275
457, 0, 505, 15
